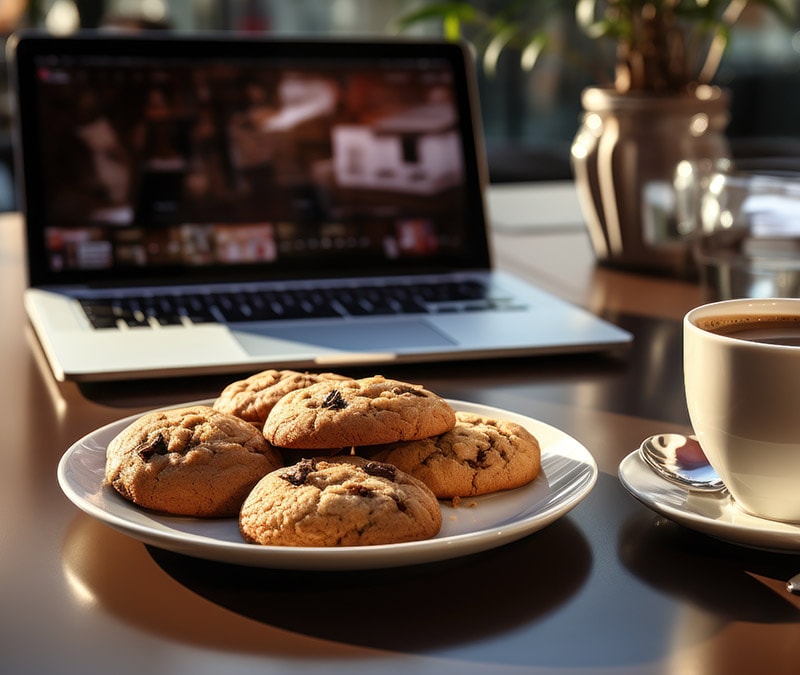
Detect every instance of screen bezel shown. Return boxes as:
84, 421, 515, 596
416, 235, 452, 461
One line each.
10, 31, 492, 289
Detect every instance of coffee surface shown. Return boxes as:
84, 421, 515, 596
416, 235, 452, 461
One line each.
696, 314, 800, 346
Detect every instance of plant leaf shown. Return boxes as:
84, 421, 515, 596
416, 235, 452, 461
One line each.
389, 2, 479, 35
482, 24, 518, 76
575, 0, 627, 41
521, 33, 548, 70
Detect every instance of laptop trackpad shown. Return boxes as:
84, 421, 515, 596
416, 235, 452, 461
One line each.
234, 320, 456, 355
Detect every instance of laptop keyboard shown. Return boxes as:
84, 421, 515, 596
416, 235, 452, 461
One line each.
78, 280, 526, 329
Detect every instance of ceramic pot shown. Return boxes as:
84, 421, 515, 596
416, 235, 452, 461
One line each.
571, 86, 731, 278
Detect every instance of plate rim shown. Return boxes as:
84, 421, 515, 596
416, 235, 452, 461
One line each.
618, 449, 800, 554
58, 399, 598, 569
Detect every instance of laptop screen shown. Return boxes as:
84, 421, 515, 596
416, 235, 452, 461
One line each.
12, 34, 490, 287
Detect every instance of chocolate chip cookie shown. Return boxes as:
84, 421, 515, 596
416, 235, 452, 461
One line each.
367, 411, 541, 497
239, 456, 442, 546
263, 375, 456, 450
105, 405, 283, 517
213, 369, 352, 427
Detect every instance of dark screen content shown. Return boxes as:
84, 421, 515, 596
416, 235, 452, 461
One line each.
696, 314, 800, 346
34, 57, 467, 274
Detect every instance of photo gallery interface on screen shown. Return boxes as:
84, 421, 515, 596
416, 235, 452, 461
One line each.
33, 53, 469, 274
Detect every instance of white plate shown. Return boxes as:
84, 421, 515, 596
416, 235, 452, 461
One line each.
618, 449, 800, 554
57, 400, 597, 570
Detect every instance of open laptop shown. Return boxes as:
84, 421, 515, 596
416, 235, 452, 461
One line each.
9, 31, 631, 382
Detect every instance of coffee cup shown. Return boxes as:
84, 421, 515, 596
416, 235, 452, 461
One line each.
684, 298, 800, 522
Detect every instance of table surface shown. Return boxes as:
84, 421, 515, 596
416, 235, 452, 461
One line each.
2, 185, 799, 675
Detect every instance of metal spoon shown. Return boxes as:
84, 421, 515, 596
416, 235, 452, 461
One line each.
638, 433, 726, 492
787, 573, 800, 594
638, 433, 800, 595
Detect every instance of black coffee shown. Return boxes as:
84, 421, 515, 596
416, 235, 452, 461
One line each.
696, 314, 800, 346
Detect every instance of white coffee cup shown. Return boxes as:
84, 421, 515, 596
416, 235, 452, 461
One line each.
684, 298, 800, 522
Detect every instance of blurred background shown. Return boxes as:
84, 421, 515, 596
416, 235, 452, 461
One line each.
1, 0, 799, 213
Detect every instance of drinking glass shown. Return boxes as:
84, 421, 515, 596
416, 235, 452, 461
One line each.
690, 170, 800, 300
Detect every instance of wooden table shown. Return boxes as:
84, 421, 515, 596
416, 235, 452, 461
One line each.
2, 190, 798, 675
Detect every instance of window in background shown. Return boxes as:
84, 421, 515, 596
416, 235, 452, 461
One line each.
8, 0, 800, 187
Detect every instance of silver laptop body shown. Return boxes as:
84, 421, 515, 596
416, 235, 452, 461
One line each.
10, 31, 631, 382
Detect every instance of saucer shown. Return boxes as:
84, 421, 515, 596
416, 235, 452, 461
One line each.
618, 450, 800, 554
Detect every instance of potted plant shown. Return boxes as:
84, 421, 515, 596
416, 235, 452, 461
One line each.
392, 1, 795, 276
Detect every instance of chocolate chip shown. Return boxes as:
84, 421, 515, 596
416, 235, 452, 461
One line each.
364, 461, 397, 481
280, 458, 317, 486
466, 449, 489, 469
137, 433, 169, 461
321, 390, 347, 410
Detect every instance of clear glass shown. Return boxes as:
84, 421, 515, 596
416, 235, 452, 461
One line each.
693, 170, 800, 300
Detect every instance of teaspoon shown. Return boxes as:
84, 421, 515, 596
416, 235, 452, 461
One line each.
638, 433, 726, 492
638, 433, 800, 595
787, 573, 800, 594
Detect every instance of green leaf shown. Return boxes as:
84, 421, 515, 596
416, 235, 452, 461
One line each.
482, 24, 518, 76
389, 2, 480, 35
575, 1, 626, 41
520, 33, 548, 70
574, 0, 599, 31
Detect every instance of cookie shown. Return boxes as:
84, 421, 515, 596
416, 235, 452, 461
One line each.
262, 375, 456, 449
105, 405, 284, 517
367, 411, 541, 497
213, 369, 352, 427
239, 456, 442, 546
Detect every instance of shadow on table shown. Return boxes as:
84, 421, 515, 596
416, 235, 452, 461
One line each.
62, 511, 591, 655
146, 515, 592, 652
619, 511, 800, 621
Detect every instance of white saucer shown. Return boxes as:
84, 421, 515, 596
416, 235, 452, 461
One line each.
58, 399, 597, 570
618, 450, 800, 554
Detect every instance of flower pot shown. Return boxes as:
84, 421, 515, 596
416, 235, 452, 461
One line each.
571, 86, 731, 278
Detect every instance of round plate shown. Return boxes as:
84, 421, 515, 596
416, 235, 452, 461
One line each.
619, 449, 800, 554
58, 400, 597, 570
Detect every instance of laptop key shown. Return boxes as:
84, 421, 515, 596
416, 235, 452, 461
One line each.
384, 287, 429, 314
274, 291, 341, 319
78, 300, 120, 329
210, 293, 251, 322
181, 295, 218, 324
142, 296, 183, 326
333, 287, 399, 316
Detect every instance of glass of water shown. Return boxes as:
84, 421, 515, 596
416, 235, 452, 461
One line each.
692, 170, 800, 301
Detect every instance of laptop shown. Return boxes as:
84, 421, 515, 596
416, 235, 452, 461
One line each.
9, 31, 631, 382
